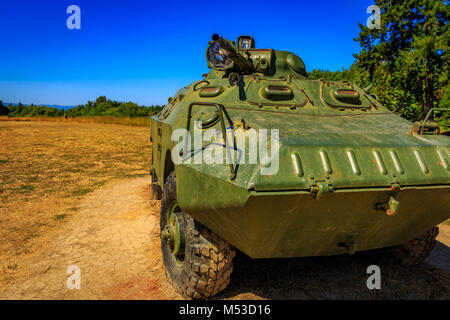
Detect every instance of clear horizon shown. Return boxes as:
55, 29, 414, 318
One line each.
0, 0, 375, 106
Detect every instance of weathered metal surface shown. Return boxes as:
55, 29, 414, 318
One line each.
150, 35, 450, 259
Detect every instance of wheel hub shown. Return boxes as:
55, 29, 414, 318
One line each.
161, 204, 185, 257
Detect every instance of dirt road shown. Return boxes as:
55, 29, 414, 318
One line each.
1, 177, 449, 300
0, 177, 179, 299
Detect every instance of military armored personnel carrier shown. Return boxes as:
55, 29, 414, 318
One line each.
150, 34, 450, 299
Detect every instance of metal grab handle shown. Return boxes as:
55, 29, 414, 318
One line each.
423, 108, 450, 124
185, 102, 236, 180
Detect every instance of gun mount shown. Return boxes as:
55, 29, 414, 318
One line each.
207, 34, 256, 74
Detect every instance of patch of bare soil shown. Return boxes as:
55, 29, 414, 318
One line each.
0, 177, 179, 299
1, 176, 449, 300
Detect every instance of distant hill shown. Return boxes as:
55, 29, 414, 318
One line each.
3, 102, 77, 110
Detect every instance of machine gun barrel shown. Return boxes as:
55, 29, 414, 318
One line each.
212, 34, 254, 74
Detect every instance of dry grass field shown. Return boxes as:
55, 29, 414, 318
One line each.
0, 116, 151, 127
0, 120, 151, 287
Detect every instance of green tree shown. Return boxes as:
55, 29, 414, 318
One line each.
354, 0, 449, 120
0, 100, 9, 115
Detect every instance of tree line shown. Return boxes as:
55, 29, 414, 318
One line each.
0, 96, 163, 118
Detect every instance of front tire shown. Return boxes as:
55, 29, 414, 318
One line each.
160, 171, 235, 299
151, 170, 162, 200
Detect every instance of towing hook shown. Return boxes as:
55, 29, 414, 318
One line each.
376, 195, 400, 216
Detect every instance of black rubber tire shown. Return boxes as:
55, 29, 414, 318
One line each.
390, 227, 439, 267
160, 171, 235, 299
151, 171, 162, 200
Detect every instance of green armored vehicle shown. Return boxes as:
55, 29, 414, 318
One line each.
150, 34, 450, 299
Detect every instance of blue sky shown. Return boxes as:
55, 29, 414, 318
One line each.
0, 0, 375, 106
